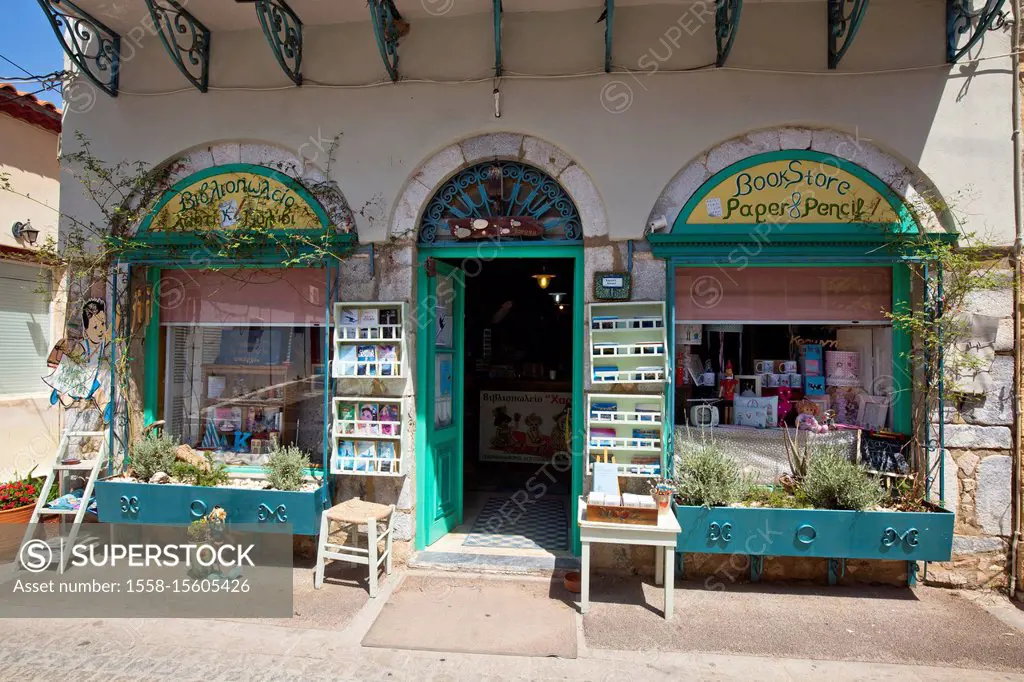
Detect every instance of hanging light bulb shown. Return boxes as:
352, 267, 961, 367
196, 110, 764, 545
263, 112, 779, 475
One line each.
532, 272, 555, 289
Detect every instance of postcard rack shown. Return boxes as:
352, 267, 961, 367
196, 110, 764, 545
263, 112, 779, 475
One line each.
330, 301, 408, 477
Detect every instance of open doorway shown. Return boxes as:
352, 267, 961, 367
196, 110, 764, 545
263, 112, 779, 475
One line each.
436, 256, 575, 556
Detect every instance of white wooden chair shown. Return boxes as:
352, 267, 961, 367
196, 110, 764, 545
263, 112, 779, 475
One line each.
314, 498, 395, 597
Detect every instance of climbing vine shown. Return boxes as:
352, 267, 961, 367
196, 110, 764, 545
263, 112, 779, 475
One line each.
0, 132, 357, 448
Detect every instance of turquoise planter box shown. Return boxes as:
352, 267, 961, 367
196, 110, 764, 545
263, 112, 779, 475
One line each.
95, 480, 327, 535
674, 504, 954, 562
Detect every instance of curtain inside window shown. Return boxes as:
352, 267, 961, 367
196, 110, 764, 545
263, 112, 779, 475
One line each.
159, 269, 326, 326
676, 267, 892, 322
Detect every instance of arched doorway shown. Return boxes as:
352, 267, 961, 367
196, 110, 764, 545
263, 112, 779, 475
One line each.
412, 153, 588, 557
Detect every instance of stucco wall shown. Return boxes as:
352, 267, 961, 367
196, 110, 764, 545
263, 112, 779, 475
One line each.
0, 111, 64, 480
0, 112, 60, 250
58, 0, 1014, 246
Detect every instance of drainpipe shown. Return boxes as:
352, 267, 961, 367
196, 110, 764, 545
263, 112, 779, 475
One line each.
1010, 0, 1022, 601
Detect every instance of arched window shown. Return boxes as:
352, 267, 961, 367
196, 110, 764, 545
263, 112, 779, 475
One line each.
418, 161, 581, 244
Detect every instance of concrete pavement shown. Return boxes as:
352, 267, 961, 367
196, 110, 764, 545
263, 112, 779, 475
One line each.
2, 568, 1023, 680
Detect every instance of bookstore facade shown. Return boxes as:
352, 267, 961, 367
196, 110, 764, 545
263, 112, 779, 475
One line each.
78, 127, 1011, 589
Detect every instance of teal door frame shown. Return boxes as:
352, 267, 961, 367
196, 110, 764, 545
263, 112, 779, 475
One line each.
415, 244, 586, 555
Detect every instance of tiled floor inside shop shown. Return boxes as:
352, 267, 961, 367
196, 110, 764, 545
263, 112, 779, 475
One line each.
425, 492, 573, 559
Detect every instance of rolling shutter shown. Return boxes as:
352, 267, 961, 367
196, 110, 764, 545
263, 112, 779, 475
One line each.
0, 261, 52, 396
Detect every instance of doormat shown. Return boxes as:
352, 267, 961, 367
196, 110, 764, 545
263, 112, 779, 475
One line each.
362, 573, 577, 658
462, 496, 568, 551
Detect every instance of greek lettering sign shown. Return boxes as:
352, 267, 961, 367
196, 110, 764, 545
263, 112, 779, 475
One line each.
144, 165, 328, 232
685, 157, 901, 225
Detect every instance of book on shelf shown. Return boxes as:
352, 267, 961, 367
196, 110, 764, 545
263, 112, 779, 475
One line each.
589, 427, 616, 447
379, 308, 399, 339
379, 403, 400, 435
379, 344, 397, 376
338, 345, 358, 376
635, 403, 660, 421
338, 402, 356, 434
337, 440, 355, 470
357, 345, 377, 376
358, 403, 379, 435
339, 307, 359, 337
590, 401, 618, 417
355, 441, 376, 472
378, 441, 396, 472
631, 428, 659, 447
593, 365, 618, 380
358, 309, 379, 339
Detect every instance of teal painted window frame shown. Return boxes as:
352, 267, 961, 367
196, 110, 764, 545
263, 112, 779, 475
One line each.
129, 164, 339, 511
415, 244, 585, 556
651, 150, 957, 440
123, 163, 353, 266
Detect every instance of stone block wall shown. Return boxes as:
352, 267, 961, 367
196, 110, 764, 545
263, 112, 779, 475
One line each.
923, 263, 1015, 590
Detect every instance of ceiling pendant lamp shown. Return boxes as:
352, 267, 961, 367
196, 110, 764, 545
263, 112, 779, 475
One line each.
532, 271, 555, 289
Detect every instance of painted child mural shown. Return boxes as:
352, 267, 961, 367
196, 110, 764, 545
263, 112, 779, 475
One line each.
43, 298, 112, 421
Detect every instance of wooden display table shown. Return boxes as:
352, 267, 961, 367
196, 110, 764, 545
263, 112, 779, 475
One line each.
577, 497, 681, 619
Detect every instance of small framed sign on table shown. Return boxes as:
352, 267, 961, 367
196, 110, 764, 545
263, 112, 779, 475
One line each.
594, 272, 632, 301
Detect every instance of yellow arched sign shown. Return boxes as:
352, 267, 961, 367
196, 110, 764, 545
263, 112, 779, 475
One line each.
143, 164, 328, 232
684, 156, 902, 226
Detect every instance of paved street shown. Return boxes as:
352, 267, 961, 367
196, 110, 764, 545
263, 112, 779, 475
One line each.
1, 569, 1023, 681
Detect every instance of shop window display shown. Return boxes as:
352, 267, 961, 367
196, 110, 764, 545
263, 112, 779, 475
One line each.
674, 267, 899, 482
159, 269, 327, 468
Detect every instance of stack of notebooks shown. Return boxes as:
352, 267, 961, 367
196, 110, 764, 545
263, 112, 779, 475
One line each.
587, 492, 657, 508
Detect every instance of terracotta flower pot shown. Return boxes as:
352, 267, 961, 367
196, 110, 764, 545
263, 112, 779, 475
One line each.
0, 503, 34, 524
0, 503, 35, 561
563, 571, 582, 594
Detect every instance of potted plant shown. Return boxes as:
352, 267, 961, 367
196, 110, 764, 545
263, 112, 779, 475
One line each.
671, 432, 954, 584
648, 477, 674, 510
94, 437, 327, 535
0, 466, 59, 523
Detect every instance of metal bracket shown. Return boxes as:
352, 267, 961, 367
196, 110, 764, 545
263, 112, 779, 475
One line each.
369, 0, 405, 82
947, 0, 1007, 63
715, 0, 743, 67
144, 0, 210, 92
36, 0, 121, 97
828, 0, 869, 69
255, 0, 303, 86
907, 560, 920, 586
493, 0, 503, 77
827, 558, 846, 585
750, 555, 764, 582
602, 0, 614, 73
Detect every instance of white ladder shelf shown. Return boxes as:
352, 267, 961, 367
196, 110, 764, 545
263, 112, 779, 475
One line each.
18, 430, 109, 573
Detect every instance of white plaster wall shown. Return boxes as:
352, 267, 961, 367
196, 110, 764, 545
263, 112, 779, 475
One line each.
0, 113, 60, 249
0, 111, 64, 481
57, 0, 1015, 246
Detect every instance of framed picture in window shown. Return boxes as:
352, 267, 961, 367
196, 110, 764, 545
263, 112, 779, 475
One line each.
735, 375, 762, 397
857, 394, 890, 430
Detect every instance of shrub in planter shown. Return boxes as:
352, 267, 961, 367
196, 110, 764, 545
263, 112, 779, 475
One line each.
172, 452, 229, 487
673, 435, 747, 508
131, 432, 179, 481
264, 445, 311, 492
799, 450, 882, 511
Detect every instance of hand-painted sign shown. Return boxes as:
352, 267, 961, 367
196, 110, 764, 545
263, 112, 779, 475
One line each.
479, 391, 572, 464
685, 155, 902, 225
142, 164, 329, 232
